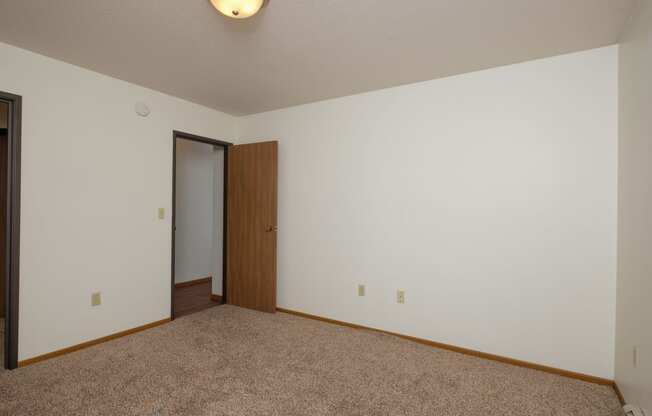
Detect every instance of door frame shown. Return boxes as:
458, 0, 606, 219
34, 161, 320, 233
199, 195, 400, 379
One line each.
171, 131, 232, 319
1, 90, 22, 370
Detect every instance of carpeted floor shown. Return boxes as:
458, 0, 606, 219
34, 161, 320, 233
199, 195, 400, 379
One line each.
0, 306, 622, 416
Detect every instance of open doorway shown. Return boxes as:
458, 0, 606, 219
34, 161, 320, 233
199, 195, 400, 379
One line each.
171, 131, 231, 319
171, 133, 278, 318
1, 90, 21, 370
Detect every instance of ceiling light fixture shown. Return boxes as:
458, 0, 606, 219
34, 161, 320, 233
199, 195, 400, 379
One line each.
210, 0, 266, 19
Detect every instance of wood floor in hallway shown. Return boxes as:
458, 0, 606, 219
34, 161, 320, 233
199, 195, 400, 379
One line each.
174, 280, 221, 318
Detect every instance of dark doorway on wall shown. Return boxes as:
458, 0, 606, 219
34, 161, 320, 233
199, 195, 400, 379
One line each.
1, 90, 22, 370
171, 131, 231, 319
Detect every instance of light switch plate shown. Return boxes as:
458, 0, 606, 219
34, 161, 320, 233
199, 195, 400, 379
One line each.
158, 208, 165, 220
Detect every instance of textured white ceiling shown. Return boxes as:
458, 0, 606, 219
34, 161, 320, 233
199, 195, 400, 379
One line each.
0, 0, 635, 115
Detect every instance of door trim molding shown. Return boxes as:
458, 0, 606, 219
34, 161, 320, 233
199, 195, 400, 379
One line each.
1, 90, 22, 370
171, 131, 232, 319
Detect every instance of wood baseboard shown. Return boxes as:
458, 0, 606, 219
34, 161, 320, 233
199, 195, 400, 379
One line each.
612, 381, 626, 405
18, 318, 171, 368
174, 276, 211, 289
277, 307, 614, 386
210, 294, 223, 303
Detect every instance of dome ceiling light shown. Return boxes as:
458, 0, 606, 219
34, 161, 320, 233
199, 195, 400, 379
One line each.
210, 0, 267, 19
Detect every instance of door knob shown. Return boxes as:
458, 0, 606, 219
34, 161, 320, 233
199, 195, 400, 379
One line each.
266, 226, 278, 232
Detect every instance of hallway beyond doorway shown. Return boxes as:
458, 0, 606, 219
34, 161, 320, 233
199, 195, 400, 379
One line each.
174, 279, 221, 318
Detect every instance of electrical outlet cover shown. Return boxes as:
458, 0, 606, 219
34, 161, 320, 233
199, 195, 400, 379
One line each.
623, 404, 646, 416
397, 290, 405, 304
91, 292, 102, 307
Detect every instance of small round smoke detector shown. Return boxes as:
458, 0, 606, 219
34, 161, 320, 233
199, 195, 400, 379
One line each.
135, 102, 151, 117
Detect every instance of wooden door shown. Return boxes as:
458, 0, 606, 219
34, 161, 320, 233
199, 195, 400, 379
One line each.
227, 141, 278, 313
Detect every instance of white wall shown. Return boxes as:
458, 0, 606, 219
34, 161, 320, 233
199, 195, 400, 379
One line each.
0, 42, 237, 361
211, 148, 224, 296
239, 46, 619, 379
174, 139, 215, 284
0, 39, 621, 379
616, 0, 652, 411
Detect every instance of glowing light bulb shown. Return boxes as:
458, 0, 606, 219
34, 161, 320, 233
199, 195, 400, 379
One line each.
209, 0, 266, 19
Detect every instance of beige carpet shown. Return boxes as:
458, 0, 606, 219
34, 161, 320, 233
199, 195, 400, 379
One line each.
0, 306, 622, 416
